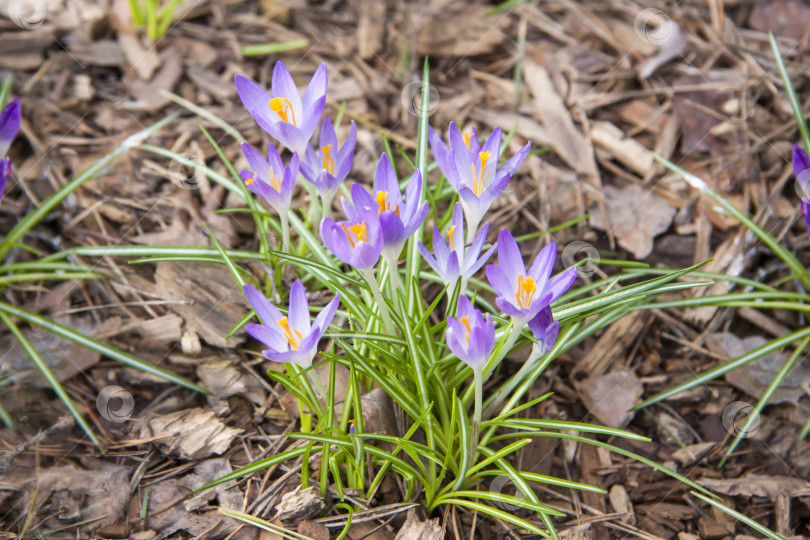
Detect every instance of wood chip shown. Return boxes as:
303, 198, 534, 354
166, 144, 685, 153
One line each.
137, 408, 242, 459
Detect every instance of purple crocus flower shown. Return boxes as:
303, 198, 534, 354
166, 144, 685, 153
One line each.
243, 280, 340, 369
240, 142, 299, 216
320, 213, 384, 270
528, 306, 560, 357
235, 62, 327, 154
445, 295, 496, 370
429, 122, 531, 241
301, 117, 357, 198
348, 154, 429, 262
418, 202, 494, 291
486, 230, 577, 326
0, 98, 21, 202
793, 144, 810, 236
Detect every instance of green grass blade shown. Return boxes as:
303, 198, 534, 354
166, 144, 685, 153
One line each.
0, 301, 209, 394
653, 153, 810, 290
632, 326, 810, 411
0, 115, 176, 261
721, 335, 810, 464
770, 32, 810, 153
690, 491, 785, 540
0, 312, 103, 449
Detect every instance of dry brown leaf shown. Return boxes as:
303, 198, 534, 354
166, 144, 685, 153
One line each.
589, 184, 676, 259
706, 332, 810, 403
416, 5, 505, 57
698, 474, 810, 499
524, 61, 596, 176
579, 371, 643, 429
137, 408, 242, 459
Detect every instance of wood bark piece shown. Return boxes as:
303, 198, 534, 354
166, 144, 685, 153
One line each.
590, 121, 654, 177
137, 408, 242, 459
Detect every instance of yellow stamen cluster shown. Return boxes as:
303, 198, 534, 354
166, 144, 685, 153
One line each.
470, 151, 491, 197
341, 221, 368, 247
515, 275, 536, 309
375, 191, 401, 217
269, 97, 296, 126
278, 317, 302, 350
321, 144, 335, 175
244, 172, 257, 185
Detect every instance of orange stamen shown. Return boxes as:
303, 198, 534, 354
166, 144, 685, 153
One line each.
244, 171, 257, 185
341, 221, 368, 247
515, 274, 536, 309
375, 191, 401, 217
459, 316, 471, 344
321, 144, 335, 175
463, 132, 472, 149
278, 317, 302, 350
470, 151, 492, 197
447, 225, 456, 250
269, 97, 297, 126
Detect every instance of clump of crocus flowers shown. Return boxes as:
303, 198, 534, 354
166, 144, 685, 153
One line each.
234, 61, 577, 441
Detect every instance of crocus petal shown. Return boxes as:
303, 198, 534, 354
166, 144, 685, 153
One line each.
496, 297, 525, 318
299, 96, 326, 146
302, 63, 328, 113
320, 218, 353, 264
496, 229, 525, 284
801, 200, 810, 237
235, 75, 277, 134
429, 125, 460, 187
485, 265, 514, 302
336, 121, 357, 182
312, 293, 340, 334
527, 242, 556, 285
351, 240, 381, 269
0, 98, 20, 158
379, 211, 405, 247
449, 123, 473, 186
374, 154, 397, 195
243, 285, 284, 325
445, 317, 471, 360
319, 117, 338, 150
246, 322, 287, 352
287, 280, 310, 334
0, 158, 10, 202
544, 267, 578, 303
241, 143, 273, 180
271, 61, 303, 121
401, 202, 429, 239
499, 141, 531, 177
418, 242, 442, 275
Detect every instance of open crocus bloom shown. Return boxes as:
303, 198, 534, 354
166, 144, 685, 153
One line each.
239, 142, 298, 216
528, 306, 560, 357
418, 202, 494, 291
320, 213, 384, 270
348, 154, 428, 261
235, 61, 327, 154
429, 122, 531, 240
243, 280, 340, 369
445, 295, 496, 370
486, 230, 577, 326
0, 98, 20, 202
301, 117, 357, 197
